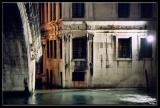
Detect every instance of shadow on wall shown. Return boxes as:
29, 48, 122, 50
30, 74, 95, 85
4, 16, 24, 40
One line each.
24, 78, 30, 96
3, 3, 29, 91
35, 56, 43, 89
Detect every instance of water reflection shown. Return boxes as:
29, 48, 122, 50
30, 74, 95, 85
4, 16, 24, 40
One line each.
72, 94, 88, 104
3, 89, 157, 105
27, 94, 37, 104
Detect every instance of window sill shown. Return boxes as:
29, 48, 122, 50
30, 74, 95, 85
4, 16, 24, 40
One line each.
116, 58, 132, 61
69, 18, 86, 21
72, 59, 86, 61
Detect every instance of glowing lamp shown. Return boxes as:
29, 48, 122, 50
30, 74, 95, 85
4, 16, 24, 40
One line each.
146, 35, 154, 43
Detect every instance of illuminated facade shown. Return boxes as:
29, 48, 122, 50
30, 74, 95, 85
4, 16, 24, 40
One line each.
38, 2, 157, 89
62, 3, 157, 88
37, 2, 63, 89
2, 2, 157, 98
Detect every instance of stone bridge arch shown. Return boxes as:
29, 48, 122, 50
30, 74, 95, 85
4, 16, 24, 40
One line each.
3, 3, 42, 93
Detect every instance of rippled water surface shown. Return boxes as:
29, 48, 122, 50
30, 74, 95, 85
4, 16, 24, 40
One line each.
3, 88, 157, 105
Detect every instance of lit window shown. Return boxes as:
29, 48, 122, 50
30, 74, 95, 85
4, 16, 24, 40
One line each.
118, 38, 132, 58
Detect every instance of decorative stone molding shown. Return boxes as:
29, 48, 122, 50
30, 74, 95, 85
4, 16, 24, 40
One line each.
94, 25, 147, 30
30, 43, 36, 60
62, 23, 147, 30
88, 33, 94, 40
62, 23, 87, 30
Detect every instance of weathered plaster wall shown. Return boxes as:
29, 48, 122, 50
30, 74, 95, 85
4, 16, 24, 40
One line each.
62, 3, 156, 21
62, 21, 157, 88
92, 32, 147, 87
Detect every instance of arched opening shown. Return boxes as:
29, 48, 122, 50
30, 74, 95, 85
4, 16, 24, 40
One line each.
3, 3, 29, 91
3, 3, 43, 93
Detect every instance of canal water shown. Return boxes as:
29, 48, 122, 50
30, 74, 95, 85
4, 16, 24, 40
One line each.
3, 88, 157, 105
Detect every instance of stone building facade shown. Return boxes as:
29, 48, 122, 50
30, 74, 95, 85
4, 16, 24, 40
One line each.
37, 3, 63, 89
61, 2, 158, 88
2, 2, 158, 92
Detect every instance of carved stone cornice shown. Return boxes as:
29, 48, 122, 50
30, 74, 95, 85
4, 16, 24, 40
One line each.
62, 24, 147, 30
40, 20, 62, 37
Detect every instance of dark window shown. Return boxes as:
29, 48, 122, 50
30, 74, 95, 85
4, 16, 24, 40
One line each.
118, 38, 132, 58
53, 3, 56, 20
50, 3, 52, 21
139, 38, 152, 58
141, 3, 153, 18
118, 3, 130, 18
46, 3, 48, 22
72, 72, 85, 81
50, 70, 53, 86
50, 40, 53, 58
40, 55, 43, 73
39, 4, 41, 24
74, 61, 86, 71
41, 3, 44, 24
72, 3, 85, 18
59, 3, 62, 19
72, 37, 87, 59
39, 3, 44, 24
46, 69, 49, 86
60, 39, 62, 59
54, 40, 57, 58
47, 40, 49, 58
60, 72, 62, 87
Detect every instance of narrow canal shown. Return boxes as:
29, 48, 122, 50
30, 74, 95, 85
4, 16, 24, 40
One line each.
3, 88, 157, 105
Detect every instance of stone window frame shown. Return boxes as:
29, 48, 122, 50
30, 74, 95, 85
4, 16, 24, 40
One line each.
116, 35, 132, 61
72, 36, 87, 59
